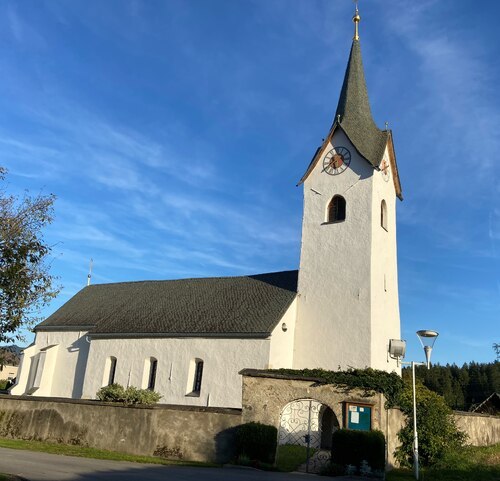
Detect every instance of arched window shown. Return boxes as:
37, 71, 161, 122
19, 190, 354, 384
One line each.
102, 356, 117, 386
326, 195, 346, 223
142, 357, 158, 390
193, 359, 204, 394
186, 358, 204, 396
381, 200, 387, 230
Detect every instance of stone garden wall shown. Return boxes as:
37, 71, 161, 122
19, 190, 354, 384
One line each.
1, 373, 497, 468
0, 394, 241, 463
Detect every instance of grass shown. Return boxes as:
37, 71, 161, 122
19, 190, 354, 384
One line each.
387, 444, 500, 481
0, 437, 217, 468
275, 444, 315, 472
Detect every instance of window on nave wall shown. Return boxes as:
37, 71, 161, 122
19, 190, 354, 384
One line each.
142, 357, 158, 391
102, 356, 117, 387
186, 358, 204, 396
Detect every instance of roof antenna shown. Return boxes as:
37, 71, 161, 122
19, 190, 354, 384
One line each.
353, 0, 361, 41
385, 121, 389, 131
87, 258, 93, 286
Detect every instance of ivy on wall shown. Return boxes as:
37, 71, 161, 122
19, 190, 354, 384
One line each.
270, 368, 404, 407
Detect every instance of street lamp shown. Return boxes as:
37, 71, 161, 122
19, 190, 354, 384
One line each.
388, 330, 439, 480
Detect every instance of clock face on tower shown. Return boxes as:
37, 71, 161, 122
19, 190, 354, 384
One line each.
323, 146, 351, 175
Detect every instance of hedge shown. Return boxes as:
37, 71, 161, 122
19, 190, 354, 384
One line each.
331, 429, 385, 471
235, 422, 277, 464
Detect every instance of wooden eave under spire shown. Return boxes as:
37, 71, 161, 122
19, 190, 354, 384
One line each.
386, 130, 403, 201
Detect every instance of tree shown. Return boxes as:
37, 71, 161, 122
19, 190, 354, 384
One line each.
395, 381, 466, 468
494, 343, 500, 361
0, 167, 59, 344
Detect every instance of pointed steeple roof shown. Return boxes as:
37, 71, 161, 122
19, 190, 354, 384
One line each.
298, 10, 402, 199
334, 39, 388, 168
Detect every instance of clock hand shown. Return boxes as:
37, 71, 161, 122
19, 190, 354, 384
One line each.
322, 159, 335, 172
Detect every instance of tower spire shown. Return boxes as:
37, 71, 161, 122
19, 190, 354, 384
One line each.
332, 2, 388, 169
353, 1, 360, 41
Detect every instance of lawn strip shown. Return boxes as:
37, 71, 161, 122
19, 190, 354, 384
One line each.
0, 438, 217, 468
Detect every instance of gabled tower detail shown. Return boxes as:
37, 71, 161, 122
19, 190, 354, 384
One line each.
293, 9, 403, 372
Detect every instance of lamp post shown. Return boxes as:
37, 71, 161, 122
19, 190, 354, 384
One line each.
388, 330, 439, 480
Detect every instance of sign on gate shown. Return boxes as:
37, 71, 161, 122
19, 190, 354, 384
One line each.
346, 403, 372, 431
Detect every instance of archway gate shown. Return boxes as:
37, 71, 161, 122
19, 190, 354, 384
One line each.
277, 398, 339, 473
240, 369, 391, 468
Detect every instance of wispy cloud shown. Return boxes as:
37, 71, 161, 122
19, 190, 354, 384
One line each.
489, 209, 500, 241
5, 4, 46, 48
385, 0, 500, 182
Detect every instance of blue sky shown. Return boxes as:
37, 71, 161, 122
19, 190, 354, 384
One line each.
1, 0, 498, 366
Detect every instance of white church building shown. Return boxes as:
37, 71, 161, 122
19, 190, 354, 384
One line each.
12, 12, 403, 409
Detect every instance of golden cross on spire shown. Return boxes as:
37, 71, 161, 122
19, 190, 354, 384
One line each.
353, 0, 361, 41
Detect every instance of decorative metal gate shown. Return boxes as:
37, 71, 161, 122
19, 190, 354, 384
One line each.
277, 399, 335, 473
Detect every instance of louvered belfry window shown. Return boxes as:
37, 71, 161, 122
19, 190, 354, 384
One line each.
327, 195, 346, 223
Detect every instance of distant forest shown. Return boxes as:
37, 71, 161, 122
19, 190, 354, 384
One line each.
402, 362, 500, 411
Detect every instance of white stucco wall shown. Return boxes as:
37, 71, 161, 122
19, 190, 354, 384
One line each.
268, 298, 297, 369
35, 344, 60, 396
82, 336, 273, 408
370, 146, 401, 372
9, 344, 36, 395
10, 330, 91, 398
294, 129, 375, 370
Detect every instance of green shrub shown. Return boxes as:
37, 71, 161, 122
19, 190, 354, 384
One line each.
395, 381, 467, 468
235, 422, 277, 464
125, 386, 161, 405
96, 383, 126, 402
96, 384, 161, 405
331, 429, 385, 472
0, 379, 8, 390
319, 462, 346, 476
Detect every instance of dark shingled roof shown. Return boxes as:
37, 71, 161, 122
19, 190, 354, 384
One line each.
298, 39, 389, 185
36, 270, 298, 338
334, 40, 389, 168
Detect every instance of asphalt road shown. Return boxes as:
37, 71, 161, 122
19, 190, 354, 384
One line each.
0, 447, 358, 481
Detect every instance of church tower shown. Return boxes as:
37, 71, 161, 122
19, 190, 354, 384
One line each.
293, 8, 403, 372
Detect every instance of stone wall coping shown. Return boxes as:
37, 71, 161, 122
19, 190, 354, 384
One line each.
453, 410, 500, 420
0, 394, 242, 416
240, 368, 329, 384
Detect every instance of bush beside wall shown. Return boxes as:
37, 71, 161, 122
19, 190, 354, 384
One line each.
96, 384, 161, 405
235, 422, 277, 464
331, 429, 386, 471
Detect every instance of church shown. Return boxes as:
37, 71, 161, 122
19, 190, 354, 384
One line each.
12, 10, 403, 409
